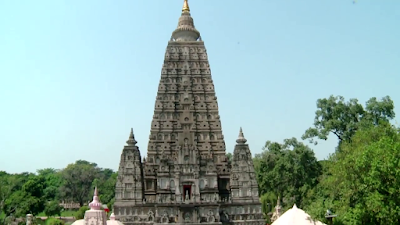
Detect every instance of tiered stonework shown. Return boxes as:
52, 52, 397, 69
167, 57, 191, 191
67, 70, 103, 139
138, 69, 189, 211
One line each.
113, 1, 264, 224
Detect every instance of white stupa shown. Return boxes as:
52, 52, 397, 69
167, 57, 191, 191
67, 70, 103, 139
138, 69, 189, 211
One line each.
272, 204, 325, 225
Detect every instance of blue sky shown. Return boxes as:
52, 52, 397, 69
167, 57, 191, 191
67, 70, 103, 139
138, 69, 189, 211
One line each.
0, 0, 399, 173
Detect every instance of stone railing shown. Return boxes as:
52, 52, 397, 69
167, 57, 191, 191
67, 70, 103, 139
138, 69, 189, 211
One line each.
59, 202, 80, 209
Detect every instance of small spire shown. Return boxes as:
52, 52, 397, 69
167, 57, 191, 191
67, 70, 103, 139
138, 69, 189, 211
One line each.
182, 0, 190, 13
110, 213, 116, 220
89, 187, 102, 210
236, 127, 247, 144
271, 196, 282, 222
126, 128, 137, 146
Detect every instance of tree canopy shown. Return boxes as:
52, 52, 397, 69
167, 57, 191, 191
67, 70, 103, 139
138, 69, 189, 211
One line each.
254, 138, 322, 210
0, 161, 116, 222
302, 95, 394, 145
304, 121, 400, 224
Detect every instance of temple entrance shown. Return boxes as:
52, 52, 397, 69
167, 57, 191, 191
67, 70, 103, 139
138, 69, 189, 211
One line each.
183, 185, 191, 200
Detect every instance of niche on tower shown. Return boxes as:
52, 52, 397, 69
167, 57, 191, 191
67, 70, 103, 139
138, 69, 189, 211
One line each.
183, 184, 192, 200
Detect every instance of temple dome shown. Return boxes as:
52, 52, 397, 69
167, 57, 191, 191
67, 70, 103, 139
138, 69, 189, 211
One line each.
70, 220, 85, 225
272, 204, 326, 225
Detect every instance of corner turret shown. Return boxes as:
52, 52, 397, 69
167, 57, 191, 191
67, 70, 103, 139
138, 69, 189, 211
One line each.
230, 128, 260, 203
114, 128, 144, 206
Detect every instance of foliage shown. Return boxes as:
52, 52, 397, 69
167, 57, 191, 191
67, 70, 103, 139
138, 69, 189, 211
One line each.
226, 153, 232, 163
254, 138, 322, 209
44, 201, 63, 217
107, 198, 115, 211
0, 161, 116, 220
302, 95, 394, 145
46, 218, 64, 225
260, 191, 277, 223
306, 121, 400, 224
74, 206, 89, 220
95, 171, 117, 205
59, 160, 102, 206
37, 169, 62, 201
3, 175, 47, 217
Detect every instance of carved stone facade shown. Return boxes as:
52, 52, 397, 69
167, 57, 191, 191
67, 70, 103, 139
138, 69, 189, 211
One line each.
114, 1, 264, 225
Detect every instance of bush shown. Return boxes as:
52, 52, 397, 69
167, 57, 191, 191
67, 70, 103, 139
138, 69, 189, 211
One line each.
74, 206, 89, 220
44, 201, 63, 217
46, 218, 64, 225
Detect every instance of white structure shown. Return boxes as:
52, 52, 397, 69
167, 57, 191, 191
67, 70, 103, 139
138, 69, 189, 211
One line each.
107, 213, 124, 225
71, 187, 124, 225
272, 204, 325, 225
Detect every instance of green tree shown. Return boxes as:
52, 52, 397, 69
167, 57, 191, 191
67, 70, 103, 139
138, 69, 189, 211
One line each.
74, 206, 89, 220
0, 172, 40, 222
44, 201, 63, 217
302, 95, 394, 145
260, 191, 277, 222
1, 173, 17, 224
226, 153, 232, 163
59, 161, 101, 206
254, 138, 322, 209
3, 174, 47, 217
3, 190, 43, 217
96, 172, 117, 205
306, 121, 400, 224
37, 169, 62, 201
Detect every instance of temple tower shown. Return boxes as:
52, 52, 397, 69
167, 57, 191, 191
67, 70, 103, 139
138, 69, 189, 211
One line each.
114, 1, 264, 224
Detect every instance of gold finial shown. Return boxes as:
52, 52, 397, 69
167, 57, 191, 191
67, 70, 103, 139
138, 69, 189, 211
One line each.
182, 0, 190, 12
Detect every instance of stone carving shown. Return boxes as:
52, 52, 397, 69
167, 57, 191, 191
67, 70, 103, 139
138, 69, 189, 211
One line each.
207, 210, 215, 223
184, 212, 191, 223
113, 1, 264, 225
161, 211, 169, 224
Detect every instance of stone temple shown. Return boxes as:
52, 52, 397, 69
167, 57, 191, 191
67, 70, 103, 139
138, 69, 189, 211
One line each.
113, 1, 264, 224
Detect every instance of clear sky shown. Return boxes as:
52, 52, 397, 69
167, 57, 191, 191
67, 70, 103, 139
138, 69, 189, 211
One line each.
0, 0, 399, 174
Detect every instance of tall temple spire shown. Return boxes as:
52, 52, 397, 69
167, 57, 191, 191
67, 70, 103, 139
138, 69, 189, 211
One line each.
113, 1, 265, 223
182, 0, 190, 12
126, 128, 137, 146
